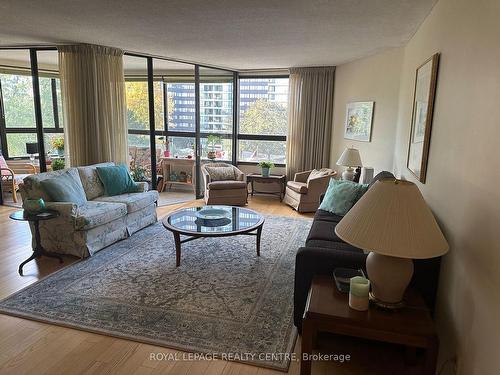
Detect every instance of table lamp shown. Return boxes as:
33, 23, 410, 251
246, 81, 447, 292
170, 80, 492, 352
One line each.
26, 142, 39, 162
335, 179, 449, 308
336, 147, 362, 180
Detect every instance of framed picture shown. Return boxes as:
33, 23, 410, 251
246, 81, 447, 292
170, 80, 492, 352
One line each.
407, 53, 440, 183
344, 101, 374, 142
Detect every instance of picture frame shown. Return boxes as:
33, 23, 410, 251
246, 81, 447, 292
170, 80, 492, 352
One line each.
344, 101, 374, 142
407, 53, 440, 183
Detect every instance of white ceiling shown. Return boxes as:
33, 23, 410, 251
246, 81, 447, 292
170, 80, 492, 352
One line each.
0, 0, 437, 71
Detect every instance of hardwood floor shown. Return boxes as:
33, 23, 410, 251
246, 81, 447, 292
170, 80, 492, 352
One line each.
0, 197, 413, 375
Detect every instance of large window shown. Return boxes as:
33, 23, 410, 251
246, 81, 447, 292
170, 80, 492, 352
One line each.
237, 77, 288, 164
0, 72, 63, 158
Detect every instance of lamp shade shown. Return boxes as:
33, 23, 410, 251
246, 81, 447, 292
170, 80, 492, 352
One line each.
336, 147, 362, 167
335, 179, 449, 259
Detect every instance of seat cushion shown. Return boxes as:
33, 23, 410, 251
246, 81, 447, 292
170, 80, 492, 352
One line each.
287, 181, 308, 194
74, 201, 127, 230
208, 180, 247, 190
94, 190, 159, 213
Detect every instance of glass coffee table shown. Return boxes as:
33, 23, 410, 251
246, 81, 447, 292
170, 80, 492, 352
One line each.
162, 206, 265, 267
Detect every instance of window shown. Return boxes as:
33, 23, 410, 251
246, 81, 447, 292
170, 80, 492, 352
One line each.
0, 72, 64, 158
237, 77, 289, 164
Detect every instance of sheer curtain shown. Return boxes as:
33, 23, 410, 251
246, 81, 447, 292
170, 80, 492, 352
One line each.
286, 66, 335, 180
58, 44, 128, 167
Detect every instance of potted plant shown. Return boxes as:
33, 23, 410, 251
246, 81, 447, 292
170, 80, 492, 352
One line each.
51, 158, 65, 171
207, 134, 221, 160
50, 136, 65, 157
131, 165, 147, 182
258, 161, 274, 177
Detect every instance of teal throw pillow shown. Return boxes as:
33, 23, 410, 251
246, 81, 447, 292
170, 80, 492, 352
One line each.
40, 170, 87, 206
96, 164, 139, 196
319, 179, 369, 216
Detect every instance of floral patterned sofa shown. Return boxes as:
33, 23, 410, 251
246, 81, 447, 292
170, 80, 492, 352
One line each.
19, 162, 159, 258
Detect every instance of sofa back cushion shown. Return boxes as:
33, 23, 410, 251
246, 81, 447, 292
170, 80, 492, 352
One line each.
39, 170, 87, 206
306, 168, 332, 183
77, 162, 114, 200
319, 179, 368, 216
205, 165, 235, 181
368, 171, 395, 189
21, 167, 79, 201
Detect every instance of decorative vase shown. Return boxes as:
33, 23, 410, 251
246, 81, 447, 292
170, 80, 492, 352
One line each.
24, 198, 46, 214
164, 150, 170, 157
57, 148, 64, 157
261, 167, 270, 177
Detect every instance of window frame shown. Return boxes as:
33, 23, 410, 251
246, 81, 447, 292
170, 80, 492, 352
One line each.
236, 75, 289, 167
0, 63, 63, 161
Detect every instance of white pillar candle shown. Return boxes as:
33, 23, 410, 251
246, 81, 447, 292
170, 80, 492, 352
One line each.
349, 276, 370, 311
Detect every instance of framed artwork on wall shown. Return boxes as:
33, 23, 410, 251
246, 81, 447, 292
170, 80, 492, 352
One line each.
407, 53, 440, 183
344, 101, 374, 142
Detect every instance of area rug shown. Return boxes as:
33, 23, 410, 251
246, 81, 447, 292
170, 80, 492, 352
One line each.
0, 215, 311, 371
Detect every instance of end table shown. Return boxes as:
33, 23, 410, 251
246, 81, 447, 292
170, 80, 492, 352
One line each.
246, 173, 286, 201
301, 276, 438, 375
10, 209, 63, 275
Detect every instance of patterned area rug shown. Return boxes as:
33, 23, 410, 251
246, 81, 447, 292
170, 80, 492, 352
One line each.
0, 215, 311, 370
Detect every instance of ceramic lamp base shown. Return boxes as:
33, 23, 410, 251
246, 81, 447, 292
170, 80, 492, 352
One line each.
366, 252, 414, 308
341, 167, 355, 181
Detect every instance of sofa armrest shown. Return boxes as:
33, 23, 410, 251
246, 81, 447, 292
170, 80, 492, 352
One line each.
294, 246, 367, 331
44, 201, 78, 220
294, 170, 312, 183
201, 166, 211, 188
136, 181, 149, 192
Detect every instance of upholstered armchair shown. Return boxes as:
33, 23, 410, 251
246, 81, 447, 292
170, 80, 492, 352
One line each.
0, 155, 37, 203
201, 162, 248, 206
283, 168, 337, 213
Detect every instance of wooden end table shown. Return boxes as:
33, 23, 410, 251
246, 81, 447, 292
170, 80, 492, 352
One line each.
301, 276, 438, 375
246, 173, 286, 201
9, 209, 63, 275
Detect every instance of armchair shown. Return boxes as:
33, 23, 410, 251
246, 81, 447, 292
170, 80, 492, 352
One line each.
201, 162, 247, 206
283, 168, 336, 212
1, 155, 36, 203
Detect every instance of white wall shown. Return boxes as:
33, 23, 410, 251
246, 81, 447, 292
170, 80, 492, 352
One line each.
331, 0, 500, 373
330, 47, 403, 175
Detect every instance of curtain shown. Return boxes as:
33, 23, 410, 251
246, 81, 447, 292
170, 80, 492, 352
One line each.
286, 66, 335, 180
58, 44, 128, 167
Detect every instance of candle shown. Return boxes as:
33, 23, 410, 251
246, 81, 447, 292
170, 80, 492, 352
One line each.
349, 276, 370, 311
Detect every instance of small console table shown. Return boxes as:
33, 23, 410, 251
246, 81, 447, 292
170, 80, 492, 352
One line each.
246, 173, 286, 201
9, 209, 63, 275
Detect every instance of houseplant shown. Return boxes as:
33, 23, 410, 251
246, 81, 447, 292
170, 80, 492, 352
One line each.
258, 161, 274, 177
51, 159, 65, 171
50, 136, 65, 157
131, 165, 147, 182
207, 134, 221, 160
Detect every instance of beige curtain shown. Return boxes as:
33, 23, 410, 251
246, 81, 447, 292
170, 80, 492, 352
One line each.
286, 66, 335, 180
58, 44, 128, 167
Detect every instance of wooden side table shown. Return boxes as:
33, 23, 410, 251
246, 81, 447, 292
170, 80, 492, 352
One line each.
246, 173, 286, 201
301, 276, 438, 375
10, 209, 63, 275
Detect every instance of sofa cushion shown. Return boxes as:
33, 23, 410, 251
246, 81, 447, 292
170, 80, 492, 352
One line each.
208, 180, 247, 190
287, 181, 308, 194
77, 162, 114, 200
205, 166, 235, 181
96, 165, 139, 196
74, 201, 127, 230
319, 179, 368, 216
40, 170, 87, 206
21, 168, 79, 201
94, 190, 159, 213
306, 219, 345, 244
314, 209, 343, 224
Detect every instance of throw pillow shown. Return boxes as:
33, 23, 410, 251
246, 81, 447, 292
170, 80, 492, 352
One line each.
307, 168, 331, 183
205, 166, 235, 181
319, 179, 369, 216
40, 170, 87, 206
96, 164, 139, 196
